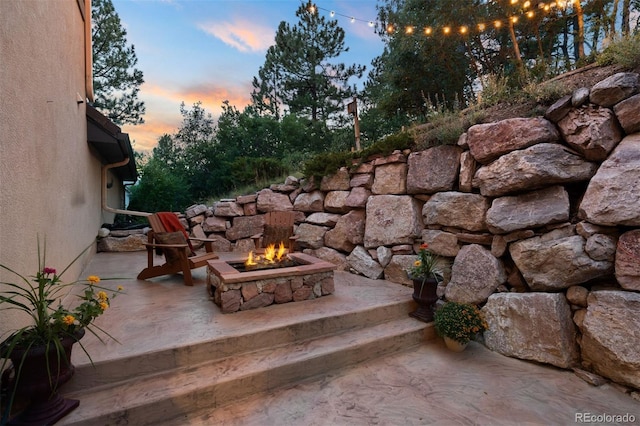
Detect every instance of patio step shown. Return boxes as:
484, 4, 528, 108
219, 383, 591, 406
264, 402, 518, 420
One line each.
58, 301, 433, 425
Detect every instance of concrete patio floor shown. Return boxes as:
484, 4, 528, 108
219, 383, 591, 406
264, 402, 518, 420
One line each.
73, 251, 639, 425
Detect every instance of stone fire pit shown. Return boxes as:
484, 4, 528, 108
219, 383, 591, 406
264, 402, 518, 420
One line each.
207, 252, 336, 313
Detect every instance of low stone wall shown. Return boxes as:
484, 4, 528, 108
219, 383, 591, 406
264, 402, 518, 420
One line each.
100, 71, 640, 396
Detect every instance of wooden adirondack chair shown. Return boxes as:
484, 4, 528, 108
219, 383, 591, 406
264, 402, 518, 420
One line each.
251, 211, 299, 251
137, 212, 219, 286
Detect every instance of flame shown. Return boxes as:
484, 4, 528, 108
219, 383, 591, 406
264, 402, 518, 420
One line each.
245, 241, 288, 267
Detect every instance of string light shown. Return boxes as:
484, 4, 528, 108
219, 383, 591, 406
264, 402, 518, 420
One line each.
309, 2, 579, 39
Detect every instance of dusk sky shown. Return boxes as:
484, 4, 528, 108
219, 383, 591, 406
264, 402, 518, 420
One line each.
110, 0, 385, 152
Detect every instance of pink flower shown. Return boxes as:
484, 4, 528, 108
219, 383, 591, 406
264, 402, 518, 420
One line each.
43, 267, 56, 275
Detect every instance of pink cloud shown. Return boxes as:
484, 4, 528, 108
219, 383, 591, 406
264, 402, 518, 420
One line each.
123, 81, 253, 152
197, 19, 274, 52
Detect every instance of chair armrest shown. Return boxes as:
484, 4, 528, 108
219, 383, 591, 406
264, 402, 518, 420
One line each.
189, 237, 218, 243
143, 242, 190, 249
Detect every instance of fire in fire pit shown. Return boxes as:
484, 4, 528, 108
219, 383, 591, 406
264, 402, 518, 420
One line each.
243, 242, 296, 271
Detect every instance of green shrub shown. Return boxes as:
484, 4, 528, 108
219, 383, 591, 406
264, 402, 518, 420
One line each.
597, 33, 640, 69
434, 301, 488, 344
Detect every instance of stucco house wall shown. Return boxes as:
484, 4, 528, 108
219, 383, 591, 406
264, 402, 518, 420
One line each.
0, 0, 103, 336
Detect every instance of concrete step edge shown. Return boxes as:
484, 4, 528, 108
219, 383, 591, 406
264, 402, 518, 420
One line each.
59, 319, 433, 425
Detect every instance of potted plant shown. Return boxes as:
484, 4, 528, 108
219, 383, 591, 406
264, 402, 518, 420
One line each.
0, 238, 123, 425
406, 243, 447, 322
434, 301, 488, 352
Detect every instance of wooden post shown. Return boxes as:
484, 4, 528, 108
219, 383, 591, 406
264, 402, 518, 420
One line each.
347, 97, 361, 151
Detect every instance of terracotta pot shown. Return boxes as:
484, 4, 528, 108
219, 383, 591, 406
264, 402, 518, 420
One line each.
443, 336, 468, 352
409, 277, 438, 323
3, 329, 84, 425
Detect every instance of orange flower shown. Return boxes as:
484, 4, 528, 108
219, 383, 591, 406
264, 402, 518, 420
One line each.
62, 315, 76, 325
99, 301, 109, 311
420, 243, 428, 249
87, 275, 100, 284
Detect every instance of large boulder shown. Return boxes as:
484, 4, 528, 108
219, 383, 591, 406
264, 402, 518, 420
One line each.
305, 212, 342, 227
473, 143, 599, 197
97, 234, 147, 252
509, 232, 613, 291
304, 247, 349, 271
294, 223, 329, 249
557, 105, 623, 161
344, 187, 371, 208
346, 246, 383, 280
256, 189, 293, 212
483, 292, 579, 369
467, 117, 560, 164
580, 290, 640, 389
579, 134, 640, 226
320, 168, 350, 191
225, 215, 265, 241
213, 200, 244, 217
422, 192, 489, 232
589, 72, 640, 107
444, 244, 506, 304
202, 216, 228, 233
613, 93, 640, 134
324, 191, 351, 214
364, 195, 423, 248
384, 254, 414, 285
406, 146, 462, 194
421, 229, 460, 257
371, 163, 407, 195
324, 210, 365, 253
615, 229, 640, 291
293, 190, 325, 212
486, 186, 569, 234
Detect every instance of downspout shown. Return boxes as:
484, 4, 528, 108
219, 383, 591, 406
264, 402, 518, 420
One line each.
102, 157, 150, 217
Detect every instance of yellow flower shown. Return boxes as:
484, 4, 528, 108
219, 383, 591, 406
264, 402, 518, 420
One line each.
99, 301, 109, 311
87, 275, 100, 284
62, 315, 76, 325
117, 285, 124, 291
97, 291, 108, 301
414, 260, 422, 267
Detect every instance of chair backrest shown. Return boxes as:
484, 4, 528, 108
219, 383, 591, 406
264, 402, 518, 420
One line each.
265, 211, 296, 227
262, 211, 296, 248
147, 213, 166, 233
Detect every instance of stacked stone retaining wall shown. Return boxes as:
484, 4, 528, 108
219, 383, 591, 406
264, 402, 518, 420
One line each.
100, 72, 640, 397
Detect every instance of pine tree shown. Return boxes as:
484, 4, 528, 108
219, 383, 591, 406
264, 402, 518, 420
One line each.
251, 1, 365, 122
92, 0, 145, 125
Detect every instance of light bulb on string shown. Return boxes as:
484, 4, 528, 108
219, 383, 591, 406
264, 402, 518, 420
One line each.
330, 10, 335, 17
406, 26, 414, 34
350, 17, 355, 23
424, 26, 432, 35
443, 26, 451, 34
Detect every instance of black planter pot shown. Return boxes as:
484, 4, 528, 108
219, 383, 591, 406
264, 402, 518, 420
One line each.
3, 329, 84, 425
409, 277, 439, 322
